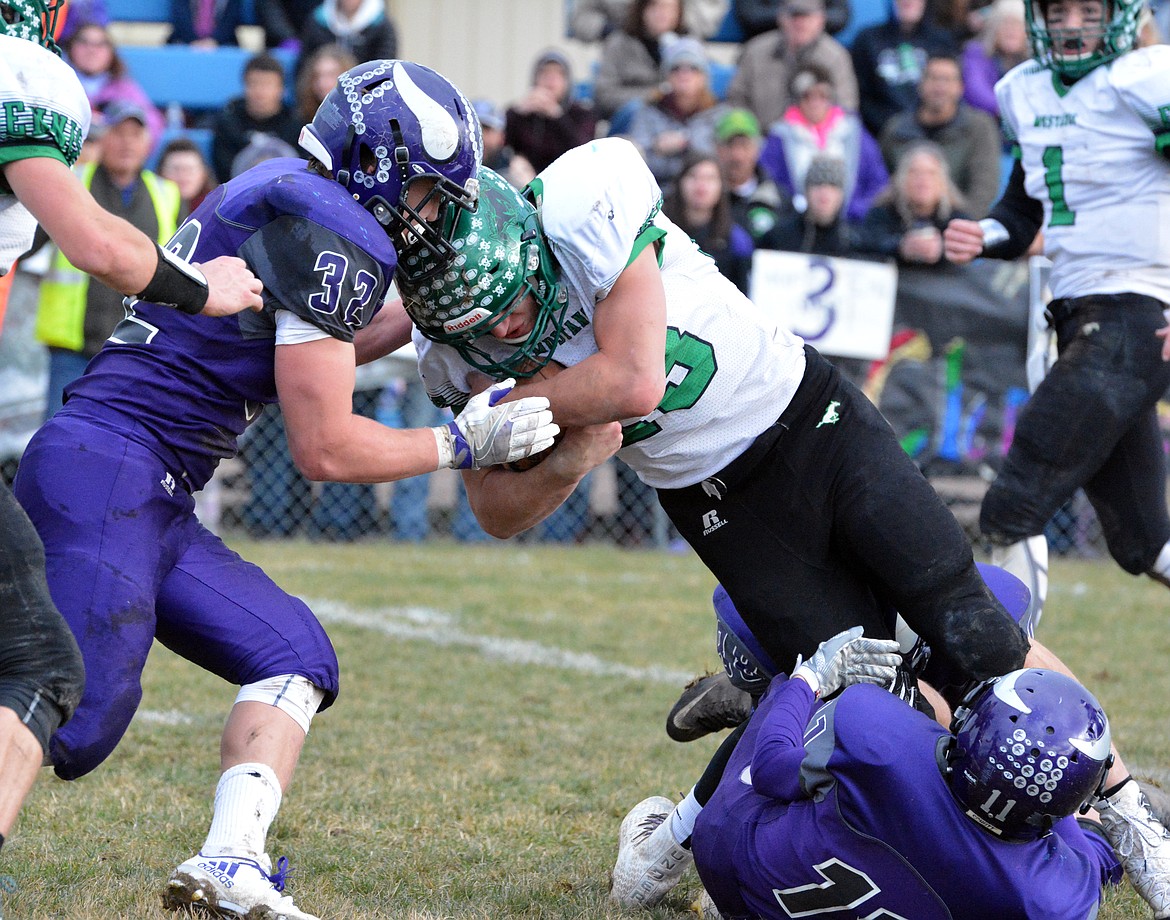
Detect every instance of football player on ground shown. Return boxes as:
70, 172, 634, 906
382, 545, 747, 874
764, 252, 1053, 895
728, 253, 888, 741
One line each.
944, 0, 1170, 629
0, 0, 263, 857
631, 569, 1170, 918
11, 59, 557, 919
693, 658, 1124, 919
397, 143, 1170, 917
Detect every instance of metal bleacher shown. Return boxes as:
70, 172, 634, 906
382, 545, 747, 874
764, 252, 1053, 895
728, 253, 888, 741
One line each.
106, 0, 294, 168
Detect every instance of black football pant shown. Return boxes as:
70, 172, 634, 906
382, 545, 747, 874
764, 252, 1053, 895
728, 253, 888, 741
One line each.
981, 292, 1170, 575
0, 480, 85, 755
658, 347, 1028, 703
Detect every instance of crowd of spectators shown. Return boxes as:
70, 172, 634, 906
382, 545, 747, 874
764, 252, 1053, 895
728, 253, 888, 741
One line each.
24, 0, 1163, 543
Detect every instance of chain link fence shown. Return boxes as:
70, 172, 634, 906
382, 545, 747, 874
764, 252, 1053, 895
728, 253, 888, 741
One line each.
0, 267, 1114, 556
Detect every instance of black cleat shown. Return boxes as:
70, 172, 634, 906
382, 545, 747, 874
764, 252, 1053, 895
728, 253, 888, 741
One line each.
666, 671, 752, 742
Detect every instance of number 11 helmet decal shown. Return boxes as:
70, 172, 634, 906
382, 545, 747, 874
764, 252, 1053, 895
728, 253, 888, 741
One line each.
943, 667, 1112, 839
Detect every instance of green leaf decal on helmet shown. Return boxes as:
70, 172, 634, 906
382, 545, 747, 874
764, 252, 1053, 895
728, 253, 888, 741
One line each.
398, 166, 568, 379
1025, 0, 1141, 80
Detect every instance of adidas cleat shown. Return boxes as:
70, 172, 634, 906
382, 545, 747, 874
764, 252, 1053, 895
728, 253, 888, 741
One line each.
162, 851, 319, 920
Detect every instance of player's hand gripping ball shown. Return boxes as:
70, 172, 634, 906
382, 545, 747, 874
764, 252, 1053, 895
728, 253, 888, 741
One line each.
502, 360, 566, 472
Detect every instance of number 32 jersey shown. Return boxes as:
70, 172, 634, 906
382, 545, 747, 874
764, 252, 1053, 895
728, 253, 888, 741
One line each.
416, 138, 807, 489
65, 157, 397, 491
996, 46, 1170, 302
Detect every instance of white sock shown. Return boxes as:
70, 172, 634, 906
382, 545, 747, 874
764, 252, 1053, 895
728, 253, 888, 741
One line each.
201, 762, 282, 860
669, 787, 703, 846
991, 534, 1048, 635
1151, 541, 1170, 581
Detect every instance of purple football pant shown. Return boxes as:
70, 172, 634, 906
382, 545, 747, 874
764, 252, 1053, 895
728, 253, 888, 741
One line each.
14, 414, 339, 780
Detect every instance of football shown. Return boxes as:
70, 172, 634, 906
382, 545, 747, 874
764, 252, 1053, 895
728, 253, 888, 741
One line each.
502, 360, 565, 472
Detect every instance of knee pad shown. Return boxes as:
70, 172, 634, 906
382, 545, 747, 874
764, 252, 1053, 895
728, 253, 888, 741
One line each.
234, 675, 325, 735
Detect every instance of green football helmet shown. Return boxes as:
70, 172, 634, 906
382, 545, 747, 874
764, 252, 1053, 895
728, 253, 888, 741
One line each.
398, 166, 568, 379
1025, 0, 1141, 80
0, 0, 63, 54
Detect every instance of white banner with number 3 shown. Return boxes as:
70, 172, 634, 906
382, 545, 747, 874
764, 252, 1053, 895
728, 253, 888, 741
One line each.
749, 250, 898, 361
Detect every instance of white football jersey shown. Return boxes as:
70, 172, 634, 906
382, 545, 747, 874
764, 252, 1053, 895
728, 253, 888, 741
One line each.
416, 138, 807, 489
996, 46, 1170, 302
0, 34, 91, 274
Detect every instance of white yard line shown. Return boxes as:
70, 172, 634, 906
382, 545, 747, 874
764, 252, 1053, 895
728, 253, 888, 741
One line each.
307, 596, 696, 686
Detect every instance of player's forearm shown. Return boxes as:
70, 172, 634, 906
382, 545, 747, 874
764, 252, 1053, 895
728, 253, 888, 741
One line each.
6, 156, 158, 292
463, 463, 584, 539
982, 159, 1044, 260
519, 354, 664, 428
287, 413, 440, 483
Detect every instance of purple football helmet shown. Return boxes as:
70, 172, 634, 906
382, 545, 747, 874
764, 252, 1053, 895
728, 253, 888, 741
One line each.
298, 59, 481, 279
714, 584, 780, 694
944, 668, 1112, 840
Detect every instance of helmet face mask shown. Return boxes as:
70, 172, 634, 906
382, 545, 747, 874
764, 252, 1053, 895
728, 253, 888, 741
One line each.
0, 0, 63, 53
943, 668, 1112, 840
399, 166, 568, 380
298, 59, 481, 272
1026, 0, 1140, 80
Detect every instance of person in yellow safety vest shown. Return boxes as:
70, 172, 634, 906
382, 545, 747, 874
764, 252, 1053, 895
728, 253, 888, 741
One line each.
36, 101, 181, 419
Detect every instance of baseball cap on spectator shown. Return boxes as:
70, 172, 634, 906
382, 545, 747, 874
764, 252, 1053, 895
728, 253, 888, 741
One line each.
473, 98, 505, 132
716, 108, 762, 143
783, 0, 825, 14
100, 101, 148, 128
805, 154, 846, 190
661, 36, 710, 76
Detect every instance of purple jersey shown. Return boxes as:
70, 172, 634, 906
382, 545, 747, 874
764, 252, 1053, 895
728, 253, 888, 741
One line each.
693, 680, 1118, 920
60, 157, 397, 490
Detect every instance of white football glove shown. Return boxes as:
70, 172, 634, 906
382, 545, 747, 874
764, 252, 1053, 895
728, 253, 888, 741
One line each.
433, 378, 559, 470
793, 626, 902, 699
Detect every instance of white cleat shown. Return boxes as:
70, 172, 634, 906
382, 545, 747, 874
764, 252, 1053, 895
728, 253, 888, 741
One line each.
609, 795, 693, 908
1096, 780, 1170, 919
162, 851, 319, 920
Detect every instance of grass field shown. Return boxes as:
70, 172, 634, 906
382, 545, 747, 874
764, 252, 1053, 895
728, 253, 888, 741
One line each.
4, 540, 1168, 919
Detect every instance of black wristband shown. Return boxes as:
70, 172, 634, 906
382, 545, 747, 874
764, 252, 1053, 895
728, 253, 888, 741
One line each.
137, 242, 209, 316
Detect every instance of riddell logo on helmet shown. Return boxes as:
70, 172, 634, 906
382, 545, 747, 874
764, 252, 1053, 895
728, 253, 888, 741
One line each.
444, 308, 491, 334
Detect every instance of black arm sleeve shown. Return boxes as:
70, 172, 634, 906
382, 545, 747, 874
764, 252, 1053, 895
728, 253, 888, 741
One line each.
982, 158, 1044, 261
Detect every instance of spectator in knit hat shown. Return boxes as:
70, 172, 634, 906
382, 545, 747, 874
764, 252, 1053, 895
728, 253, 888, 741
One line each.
625, 35, 729, 186
769, 153, 863, 256
505, 48, 597, 175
